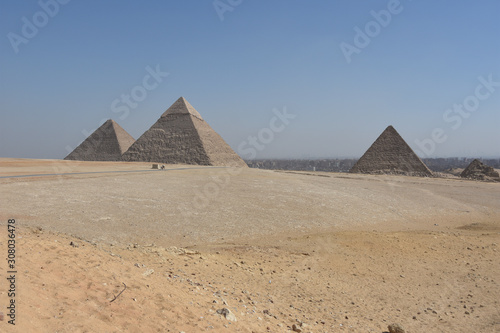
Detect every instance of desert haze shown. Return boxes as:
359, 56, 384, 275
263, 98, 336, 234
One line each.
0, 158, 499, 332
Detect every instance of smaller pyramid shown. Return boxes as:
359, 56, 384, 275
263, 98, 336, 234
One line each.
65, 119, 135, 161
350, 125, 433, 177
461, 159, 499, 180
121, 97, 247, 167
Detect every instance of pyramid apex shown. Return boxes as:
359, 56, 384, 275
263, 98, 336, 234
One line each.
161, 96, 203, 120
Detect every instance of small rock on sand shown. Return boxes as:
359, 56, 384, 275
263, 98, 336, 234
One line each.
388, 323, 406, 333
217, 308, 237, 322
142, 269, 154, 276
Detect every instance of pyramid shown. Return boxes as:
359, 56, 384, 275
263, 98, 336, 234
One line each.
461, 159, 499, 180
350, 125, 433, 177
65, 119, 135, 161
121, 97, 247, 167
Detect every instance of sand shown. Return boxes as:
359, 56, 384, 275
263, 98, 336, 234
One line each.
0, 158, 499, 332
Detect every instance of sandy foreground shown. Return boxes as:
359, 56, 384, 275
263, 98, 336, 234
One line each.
0, 158, 499, 332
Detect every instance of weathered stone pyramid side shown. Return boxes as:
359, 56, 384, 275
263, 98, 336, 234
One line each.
121, 114, 211, 165
461, 159, 500, 180
191, 117, 248, 167
161, 96, 203, 119
112, 120, 137, 154
350, 125, 433, 177
121, 97, 247, 167
64, 119, 135, 161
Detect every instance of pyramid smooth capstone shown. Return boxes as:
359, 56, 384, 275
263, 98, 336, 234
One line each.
65, 119, 135, 161
121, 97, 247, 167
161, 96, 203, 119
350, 125, 433, 177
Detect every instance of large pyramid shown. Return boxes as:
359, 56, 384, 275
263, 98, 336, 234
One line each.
121, 97, 247, 167
65, 119, 135, 161
350, 125, 433, 177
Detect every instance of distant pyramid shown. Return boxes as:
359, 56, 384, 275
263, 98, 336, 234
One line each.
461, 159, 499, 180
350, 125, 433, 177
65, 119, 135, 161
121, 97, 247, 167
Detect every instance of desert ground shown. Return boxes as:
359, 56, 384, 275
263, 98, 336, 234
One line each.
0, 158, 499, 332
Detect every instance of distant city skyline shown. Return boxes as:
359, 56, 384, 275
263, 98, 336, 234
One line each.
1, 1, 499, 160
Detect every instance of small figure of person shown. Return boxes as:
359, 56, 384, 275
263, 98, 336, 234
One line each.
160, 165, 165, 170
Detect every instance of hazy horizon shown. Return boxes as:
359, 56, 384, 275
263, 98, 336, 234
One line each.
1, 1, 499, 160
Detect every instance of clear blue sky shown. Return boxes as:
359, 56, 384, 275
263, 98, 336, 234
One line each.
1, 0, 499, 159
